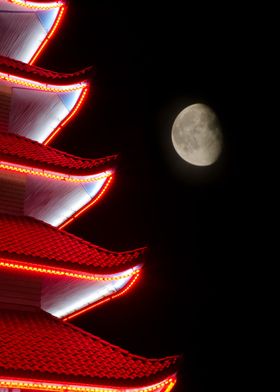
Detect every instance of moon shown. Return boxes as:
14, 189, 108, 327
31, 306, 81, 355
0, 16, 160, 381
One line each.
171, 103, 223, 166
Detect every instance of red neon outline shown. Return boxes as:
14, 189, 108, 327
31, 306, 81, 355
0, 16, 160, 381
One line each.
0, 259, 140, 282
63, 272, 141, 321
29, 6, 66, 65
0, 162, 111, 183
0, 72, 87, 92
0, 377, 177, 392
58, 176, 113, 230
0, 70, 88, 142
9, 1, 64, 10
44, 87, 88, 145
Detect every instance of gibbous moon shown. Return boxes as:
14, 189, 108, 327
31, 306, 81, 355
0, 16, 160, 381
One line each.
171, 103, 223, 166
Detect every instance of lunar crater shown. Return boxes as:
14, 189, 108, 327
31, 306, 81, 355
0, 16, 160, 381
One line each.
171, 103, 223, 166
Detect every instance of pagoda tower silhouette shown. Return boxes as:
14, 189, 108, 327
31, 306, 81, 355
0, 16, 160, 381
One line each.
0, 2, 180, 392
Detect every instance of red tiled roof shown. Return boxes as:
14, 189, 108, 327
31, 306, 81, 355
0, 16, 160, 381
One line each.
0, 56, 92, 84
0, 309, 180, 387
0, 132, 117, 175
0, 214, 145, 274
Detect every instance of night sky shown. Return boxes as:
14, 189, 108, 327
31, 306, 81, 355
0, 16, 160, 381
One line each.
36, 2, 251, 391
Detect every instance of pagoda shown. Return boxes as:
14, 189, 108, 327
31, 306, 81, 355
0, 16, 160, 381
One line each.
0, 2, 181, 392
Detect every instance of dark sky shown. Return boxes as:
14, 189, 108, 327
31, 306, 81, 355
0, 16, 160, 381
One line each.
36, 2, 253, 391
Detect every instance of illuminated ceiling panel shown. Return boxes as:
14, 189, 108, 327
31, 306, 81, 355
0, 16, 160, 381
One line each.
0, 0, 65, 64
24, 172, 110, 227
0, 76, 87, 143
0, 214, 145, 317
0, 266, 140, 320
0, 132, 116, 227
0, 165, 113, 227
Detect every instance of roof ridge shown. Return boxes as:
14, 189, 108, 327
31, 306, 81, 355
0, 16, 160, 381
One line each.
0, 55, 93, 83
0, 132, 118, 165
0, 308, 181, 386
0, 213, 147, 258
45, 309, 181, 365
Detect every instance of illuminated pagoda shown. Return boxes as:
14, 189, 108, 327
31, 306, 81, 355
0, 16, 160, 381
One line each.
0, 1, 180, 392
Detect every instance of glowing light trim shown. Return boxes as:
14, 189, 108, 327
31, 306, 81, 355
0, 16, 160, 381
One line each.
44, 87, 88, 145
29, 5, 65, 65
0, 72, 88, 142
0, 161, 112, 183
53, 274, 133, 318
9, 1, 64, 10
0, 72, 87, 92
58, 176, 113, 229
0, 259, 140, 282
0, 377, 177, 392
7, 1, 66, 65
63, 273, 140, 321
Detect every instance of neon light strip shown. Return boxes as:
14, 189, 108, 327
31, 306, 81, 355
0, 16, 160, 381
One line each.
0, 259, 140, 281
0, 161, 112, 183
58, 176, 113, 229
0, 377, 177, 392
29, 6, 65, 65
0, 72, 87, 92
63, 273, 140, 321
44, 87, 88, 145
163, 381, 176, 392
10, 0, 64, 9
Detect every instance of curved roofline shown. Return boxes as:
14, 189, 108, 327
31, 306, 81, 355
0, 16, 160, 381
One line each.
67, 318, 181, 368
8, 1, 65, 10
0, 260, 142, 320
0, 56, 92, 86
0, 308, 181, 388
0, 376, 178, 392
0, 161, 114, 182
0, 242, 145, 275
0, 214, 147, 274
0, 258, 142, 282
0, 133, 118, 177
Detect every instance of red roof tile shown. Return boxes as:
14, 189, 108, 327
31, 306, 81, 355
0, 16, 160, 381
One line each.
0, 56, 92, 84
0, 214, 145, 274
0, 309, 180, 387
0, 132, 117, 175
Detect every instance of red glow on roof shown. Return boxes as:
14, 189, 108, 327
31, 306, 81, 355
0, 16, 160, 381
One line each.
0, 214, 145, 273
58, 176, 113, 229
63, 272, 141, 321
0, 161, 112, 183
9, 1, 64, 10
29, 5, 66, 65
0, 377, 177, 392
0, 72, 87, 92
0, 309, 179, 386
0, 259, 140, 281
44, 87, 89, 145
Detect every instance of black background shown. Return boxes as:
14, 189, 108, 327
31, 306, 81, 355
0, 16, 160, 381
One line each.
37, 2, 255, 391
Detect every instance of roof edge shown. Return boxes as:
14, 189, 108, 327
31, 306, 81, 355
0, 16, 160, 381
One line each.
0, 56, 93, 85
0, 132, 118, 177
0, 373, 179, 390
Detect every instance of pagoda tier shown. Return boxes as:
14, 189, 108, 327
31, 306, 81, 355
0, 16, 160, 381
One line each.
0, 56, 90, 144
0, 0, 65, 64
0, 214, 145, 319
0, 309, 180, 392
0, 133, 115, 228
